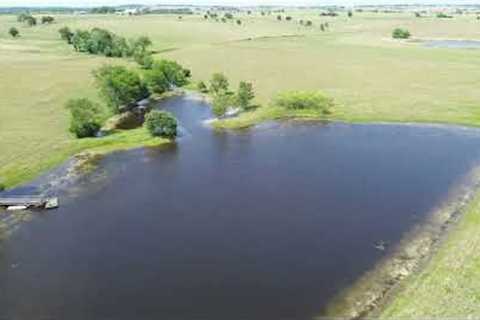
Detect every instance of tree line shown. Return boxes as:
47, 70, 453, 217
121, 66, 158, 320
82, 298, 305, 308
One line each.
58, 26, 152, 59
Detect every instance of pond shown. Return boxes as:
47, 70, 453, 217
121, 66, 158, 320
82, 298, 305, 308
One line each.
423, 39, 480, 49
2, 94, 480, 320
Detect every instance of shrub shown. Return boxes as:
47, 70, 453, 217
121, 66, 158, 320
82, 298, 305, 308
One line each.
437, 12, 453, 19
144, 110, 177, 138
209, 73, 229, 94
65, 98, 103, 138
58, 26, 74, 44
277, 15, 282, 21
286, 16, 292, 21
236, 81, 255, 109
392, 28, 411, 39
274, 91, 334, 114
197, 81, 208, 93
9, 27, 19, 38
41, 16, 55, 24
224, 13, 234, 19
94, 65, 150, 114
134, 51, 154, 69
236, 19, 242, 25
348, 10, 353, 17
305, 20, 313, 27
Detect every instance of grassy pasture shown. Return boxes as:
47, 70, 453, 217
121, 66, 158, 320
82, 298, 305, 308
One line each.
1, 11, 480, 184
2, 9, 480, 316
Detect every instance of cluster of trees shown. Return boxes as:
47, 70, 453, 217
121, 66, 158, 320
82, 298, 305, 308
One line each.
67, 57, 189, 138
16, 13, 54, 27
41, 16, 55, 24
17, 13, 37, 26
320, 11, 339, 17
274, 91, 333, 114
58, 27, 152, 59
197, 73, 255, 117
90, 6, 117, 14
392, 28, 411, 39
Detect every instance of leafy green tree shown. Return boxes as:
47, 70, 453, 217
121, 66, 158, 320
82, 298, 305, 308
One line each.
41, 16, 55, 24
132, 36, 152, 54
94, 65, 149, 114
17, 13, 29, 22
197, 81, 208, 93
9, 27, 19, 38
145, 60, 190, 94
144, 110, 177, 138
58, 26, 74, 44
212, 93, 231, 117
286, 16, 292, 21
209, 73, 229, 94
224, 13, 234, 19
236, 81, 254, 109
305, 20, 313, 26
348, 10, 353, 17
277, 15, 282, 21
134, 51, 154, 69
65, 98, 103, 138
392, 28, 411, 39
236, 19, 242, 25
25, 16, 37, 26
320, 24, 325, 32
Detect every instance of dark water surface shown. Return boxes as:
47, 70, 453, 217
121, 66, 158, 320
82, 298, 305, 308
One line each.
2, 95, 480, 320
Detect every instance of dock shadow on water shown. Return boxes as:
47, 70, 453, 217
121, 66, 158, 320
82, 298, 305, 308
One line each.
2, 94, 480, 320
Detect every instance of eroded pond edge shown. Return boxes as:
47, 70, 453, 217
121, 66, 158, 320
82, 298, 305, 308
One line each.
322, 165, 480, 319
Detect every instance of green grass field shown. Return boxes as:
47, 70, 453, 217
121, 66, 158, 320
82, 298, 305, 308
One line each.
2, 10, 480, 316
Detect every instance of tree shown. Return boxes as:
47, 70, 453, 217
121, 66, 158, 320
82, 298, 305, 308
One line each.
224, 13, 234, 19
236, 19, 242, 25
71, 30, 91, 52
25, 16, 37, 26
94, 65, 149, 114
209, 73, 229, 94
277, 15, 282, 21
286, 16, 292, 21
145, 60, 190, 94
65, 98, 103, 138
9, 27, 19, 38
41, 16, 55, 24
58, 26, 74, 44
134, 51, 154, 69
197, 81, 208, 93
17, 13, 29, 22
414, 12, 421, 18
212, 93, 231, 117
320, 24, 325, 32
392, 28, 411, 39
132, 36, 152, 54
236, 81, 254, 109
348, 10, 353, 17
305, 20, 313, 27
144, 110, 177, 138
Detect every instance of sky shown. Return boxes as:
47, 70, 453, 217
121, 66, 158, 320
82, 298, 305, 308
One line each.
1, 0, 478, 7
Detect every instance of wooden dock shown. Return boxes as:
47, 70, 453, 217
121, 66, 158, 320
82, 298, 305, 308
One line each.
0, 196, 58, 209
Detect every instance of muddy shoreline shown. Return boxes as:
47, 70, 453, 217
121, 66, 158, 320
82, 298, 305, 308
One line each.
323, 166, 480, 319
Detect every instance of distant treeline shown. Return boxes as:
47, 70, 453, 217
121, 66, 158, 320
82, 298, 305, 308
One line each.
146, 8, 194, 15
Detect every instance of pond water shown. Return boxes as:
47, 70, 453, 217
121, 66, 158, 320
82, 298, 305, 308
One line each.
423, 39, 480, 49
2, 95, 480, 320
